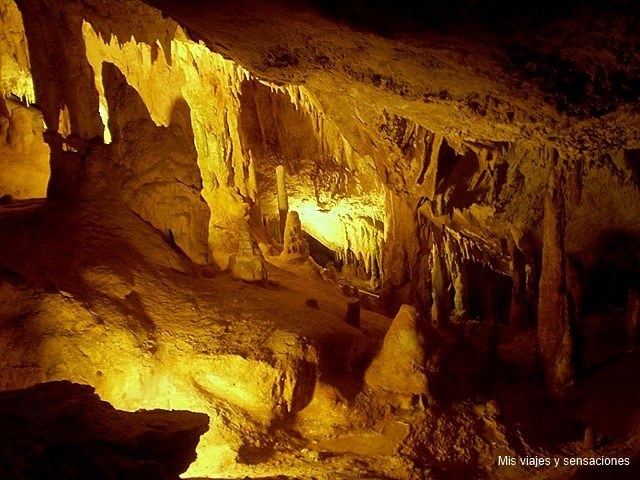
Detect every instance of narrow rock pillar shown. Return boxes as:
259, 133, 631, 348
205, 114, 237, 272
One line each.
446, 236, 468, 319
431, 238, 450, 328
537, 155, 576, 395
276, 165, 288, 240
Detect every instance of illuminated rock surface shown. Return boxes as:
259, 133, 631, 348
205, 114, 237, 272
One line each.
1, 0, 640, 478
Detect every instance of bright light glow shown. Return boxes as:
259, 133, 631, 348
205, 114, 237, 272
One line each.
290, 196, 384, 276
98, 98, 111, 144
0, 53, 35, 105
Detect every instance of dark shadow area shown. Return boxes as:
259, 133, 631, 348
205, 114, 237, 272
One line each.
306, 0, 640, 35
583, 229, 640, 315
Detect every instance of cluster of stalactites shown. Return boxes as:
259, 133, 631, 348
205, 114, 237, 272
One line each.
0, 0, 35, 106
334, 220, 383, 279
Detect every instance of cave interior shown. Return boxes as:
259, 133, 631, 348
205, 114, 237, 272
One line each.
1, 0, 640, 479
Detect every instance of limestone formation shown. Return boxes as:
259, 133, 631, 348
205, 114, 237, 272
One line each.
431, 239, 450, 328
280, 210, 310, 263
537, 157, 576, 395
229, 225, 268, 283
6, 106, 34, 152
2, 0, 640, 477
364, 304, 430, 398
102, 62, 211, 265
276, 164, 288, 239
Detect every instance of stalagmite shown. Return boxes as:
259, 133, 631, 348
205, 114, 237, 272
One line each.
364, 304, 431, 401
280, 210, 310, 263
345, 298, 361, 328
276, 165, 288, 239
509, 239, 530, 329
445, 235, 468, 319
229, 224, 268, 283
537, 155, 575, 395
627, 285, 640, 351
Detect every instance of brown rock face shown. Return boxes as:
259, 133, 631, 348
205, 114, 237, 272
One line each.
0, 381, 209, 480
537, 156, 576, 395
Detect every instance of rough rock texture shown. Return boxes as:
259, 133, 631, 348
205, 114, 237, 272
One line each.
5, 106, 32, 152
3, 0, 640, 478
102, 62, 211, 264
0, 0, 32, 101
0, 100, 49, 199
537, 157, 576, 394
0, 381, 209, 480
229, 224, 268, 282
364, 304, 433, 399
281, 210, 311, 262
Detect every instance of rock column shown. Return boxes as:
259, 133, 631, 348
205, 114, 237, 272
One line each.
537, 155, 576, 395
276, 165, 288, 240
431, 238, 450, 328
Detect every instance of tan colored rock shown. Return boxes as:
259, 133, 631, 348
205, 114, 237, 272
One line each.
280, 210, 309, 262
229, 226, 267, 283
103, 62, 211, 265
364, 304, 429, 397
7, 107, 34, 153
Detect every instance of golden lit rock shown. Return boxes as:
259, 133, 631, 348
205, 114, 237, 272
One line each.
1, 0, 640, 478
